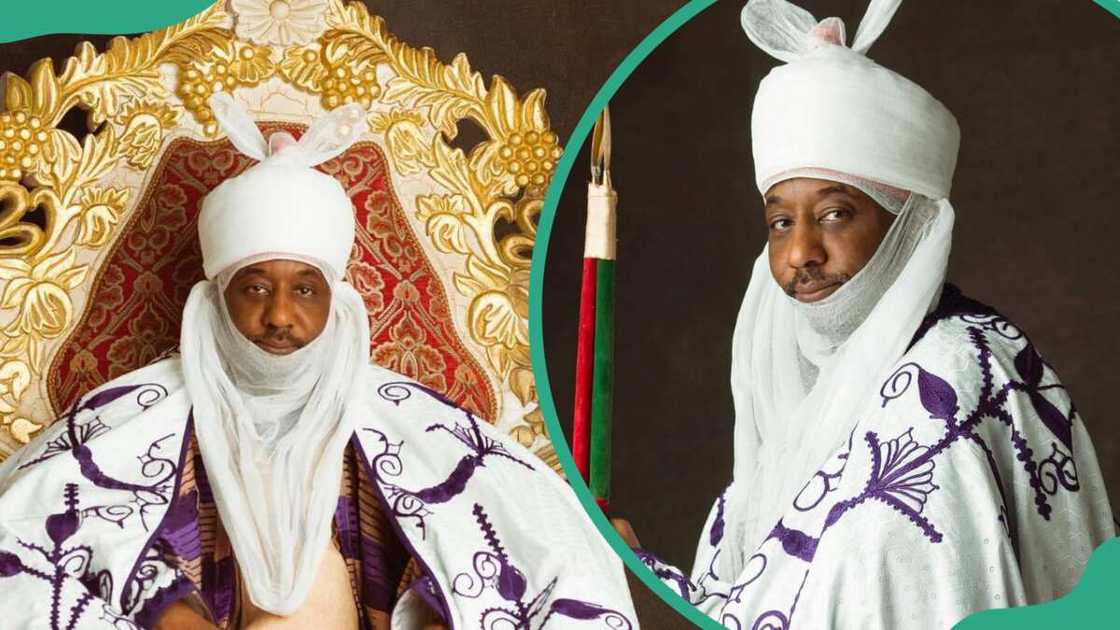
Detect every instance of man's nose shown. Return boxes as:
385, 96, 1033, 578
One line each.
786, 224, 826, 270
263, 292, 294, 330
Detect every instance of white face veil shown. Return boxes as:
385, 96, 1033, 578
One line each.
716, 0, 962, 579
180, 93, 371, 614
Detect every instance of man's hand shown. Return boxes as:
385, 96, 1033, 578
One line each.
154, 601, 218, 630
610, 517, 641, 548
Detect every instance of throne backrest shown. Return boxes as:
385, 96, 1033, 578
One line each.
0, 0, 555, 468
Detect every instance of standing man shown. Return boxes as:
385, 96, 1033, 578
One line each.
0, 94, 637, 629
632, 1, 1116, 627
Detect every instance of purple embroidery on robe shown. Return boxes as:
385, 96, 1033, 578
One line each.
710, 488, 728, 546
451, 503, 634, 629
633, 549, 693, 600
1015, 344, 1073, 449
750, 609, 789, 630
120, 414, 195, 615
880, 362, 958, 421
766, 521, 818, 563
1038, 443, 1079, 495
18, 384, 169, 470
0, 484, 101, 630
698, 289, 1092, 627
362, 383, 533, 538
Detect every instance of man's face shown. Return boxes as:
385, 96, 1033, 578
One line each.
223, 259, 332, 355
764, 177, 895, 303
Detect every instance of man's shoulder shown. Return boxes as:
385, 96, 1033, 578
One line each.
87, 355, 185, 397
911, 285, 1042, 371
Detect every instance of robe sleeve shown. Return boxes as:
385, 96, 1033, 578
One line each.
788, 437, 1029, 629
0, 539, 131, 630
631, 486, 737, 617
0, 469, 194, 630
787, 335, 1116, 629
0, 363, 195, 629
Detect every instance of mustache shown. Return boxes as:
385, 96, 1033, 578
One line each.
250, 329, 307, 348
783, 268, 851, 297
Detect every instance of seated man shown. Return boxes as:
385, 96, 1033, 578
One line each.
0, 94, 636, 629
626, 1, 1116, 627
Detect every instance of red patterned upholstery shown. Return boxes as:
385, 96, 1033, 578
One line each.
48, 123, 496, 421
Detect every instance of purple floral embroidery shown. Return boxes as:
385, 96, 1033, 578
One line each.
451, 504, 633, 629
0, 485, 100, 630
366, 382, 533, 537
18, 384, 168, 470
17, 383, 176, 533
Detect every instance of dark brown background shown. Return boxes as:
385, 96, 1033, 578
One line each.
543, 0, 1120, 573
0, 2, 693, 628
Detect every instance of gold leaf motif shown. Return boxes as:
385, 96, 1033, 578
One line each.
8, 417, 41, 444
280, 46, 329, 92
224, 42, 276, 84
468, 290, 528, 351
1, 248, 87, 340
0, 184, 49, 256
74, 187, 129, 247
509, 366, 536, 407
534, 441, 562, 474
382, 116, 431, 175
0, 360, 30, 414
113, 99, 180, 169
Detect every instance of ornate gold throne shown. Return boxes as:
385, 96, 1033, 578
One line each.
0, 0, 556, 468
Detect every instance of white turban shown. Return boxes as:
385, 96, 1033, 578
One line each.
197, 94, 363, 280
711, 0, 961, 583
747, 0, 960, 198
181, 93, 372, 614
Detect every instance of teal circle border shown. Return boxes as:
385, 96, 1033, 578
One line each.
528, 1, 724, 628
529, 1, 1120, 628
0, 0, 213, 43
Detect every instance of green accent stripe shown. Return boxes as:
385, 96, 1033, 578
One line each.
589, 259, 615, 500
1094, 0, 1120, 20
0, 1, 212, 44
954, 538, 1120, 628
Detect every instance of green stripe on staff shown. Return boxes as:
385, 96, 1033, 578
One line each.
590, 258, 615, 504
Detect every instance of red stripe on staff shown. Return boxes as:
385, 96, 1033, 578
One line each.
572, 257, 598, 482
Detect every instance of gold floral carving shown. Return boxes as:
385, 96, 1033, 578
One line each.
0, 1, 554, 467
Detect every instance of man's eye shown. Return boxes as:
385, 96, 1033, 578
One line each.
245, 284, 268, 295
768, 218, 792, 231
821, 208, 849, 223
296, 286, 316, 297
